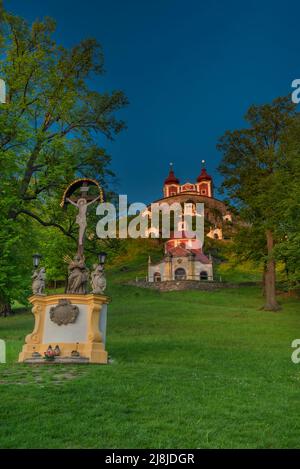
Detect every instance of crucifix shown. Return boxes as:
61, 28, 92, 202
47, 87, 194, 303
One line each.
63, 180, 102, 257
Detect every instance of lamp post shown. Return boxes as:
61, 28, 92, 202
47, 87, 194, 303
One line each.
32, 253, 42, 269
98, 252, 107, 266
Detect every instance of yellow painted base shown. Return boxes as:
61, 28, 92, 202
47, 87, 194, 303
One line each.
18, 294, 110, 364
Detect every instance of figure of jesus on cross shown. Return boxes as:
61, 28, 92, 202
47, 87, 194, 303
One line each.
61, 179, 103, 257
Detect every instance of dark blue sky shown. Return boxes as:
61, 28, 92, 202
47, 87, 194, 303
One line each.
5, 0, 300, 203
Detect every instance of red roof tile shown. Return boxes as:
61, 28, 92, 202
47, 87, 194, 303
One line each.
165, 246, 211, 264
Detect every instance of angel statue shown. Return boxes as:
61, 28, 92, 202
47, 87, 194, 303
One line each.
91, 264, 107, 294
66, 255, 89, 294
32, 267, 46, 295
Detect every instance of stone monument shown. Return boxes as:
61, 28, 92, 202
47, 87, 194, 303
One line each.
18, 178, 109, 364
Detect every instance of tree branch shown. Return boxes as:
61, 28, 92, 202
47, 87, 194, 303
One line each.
15, 209, 76, 240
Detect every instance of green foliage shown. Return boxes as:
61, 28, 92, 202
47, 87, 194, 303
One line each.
218, 96, 297, 225
105, 238, 164, 282
0, 8, 128, 307
272, 123, 300, 288
217, 96, 300, 302
0, 215, 36, 311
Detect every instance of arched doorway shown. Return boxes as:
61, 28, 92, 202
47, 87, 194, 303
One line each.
153, 272, 161, 282
200, 271, 208, 280
175, 268, 186, 280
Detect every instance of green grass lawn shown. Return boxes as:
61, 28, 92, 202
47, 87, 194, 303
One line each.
1, 283, 300, 448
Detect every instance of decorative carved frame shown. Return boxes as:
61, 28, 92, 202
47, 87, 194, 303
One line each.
19, 294, 110, 364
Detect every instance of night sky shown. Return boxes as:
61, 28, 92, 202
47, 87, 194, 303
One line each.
5, 0, 300, 203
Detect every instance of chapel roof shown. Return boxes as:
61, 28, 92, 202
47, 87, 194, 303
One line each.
164, 164, 180, 185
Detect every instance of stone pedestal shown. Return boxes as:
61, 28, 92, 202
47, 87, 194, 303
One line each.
18, 294, 110, 364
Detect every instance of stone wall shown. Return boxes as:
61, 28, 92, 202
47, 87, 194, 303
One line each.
152, 192, 227, 212
126, 280, 258, 292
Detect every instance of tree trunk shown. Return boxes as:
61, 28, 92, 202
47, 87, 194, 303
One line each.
0, 301, 13, 317
263, 230, 280, 311
261, 265, 266, 297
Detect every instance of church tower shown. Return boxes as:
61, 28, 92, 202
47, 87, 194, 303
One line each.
196, 160, 213, 197
163, 163, 180, 197
163, 160, 213, 198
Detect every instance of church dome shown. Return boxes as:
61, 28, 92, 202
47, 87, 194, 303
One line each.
197, 167, 212, 182
164, 166, 180, 185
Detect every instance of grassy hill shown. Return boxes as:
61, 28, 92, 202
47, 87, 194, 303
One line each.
103, 237, 263, 285
0, 240, 299, 448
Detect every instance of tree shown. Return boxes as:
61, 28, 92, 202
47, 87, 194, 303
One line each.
217, 96, 298, 311
0, 8, 128, 312
0, 209, 39, 315
273, 118, 300, 291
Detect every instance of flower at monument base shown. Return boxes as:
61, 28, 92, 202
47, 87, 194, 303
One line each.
44, 345, 55, 360
54, 345, 61, 356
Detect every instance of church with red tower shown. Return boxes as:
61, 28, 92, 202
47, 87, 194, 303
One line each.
147, 161, 233, 283
163, 160, 213, 198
